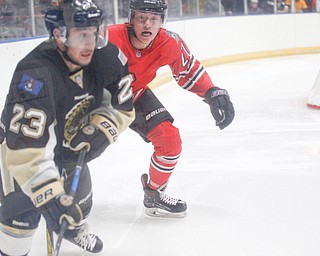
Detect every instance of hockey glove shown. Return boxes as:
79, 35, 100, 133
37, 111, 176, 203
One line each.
31, 178, 83, 232
204, 87, 235, 130
69, 113, 118, 162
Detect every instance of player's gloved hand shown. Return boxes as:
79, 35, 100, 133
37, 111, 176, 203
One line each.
204, 87, 235, 130
69, 113, 118, 161
31, 178, 83, 232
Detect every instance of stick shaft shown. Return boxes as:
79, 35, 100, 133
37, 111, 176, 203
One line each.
53, 149, 87, 256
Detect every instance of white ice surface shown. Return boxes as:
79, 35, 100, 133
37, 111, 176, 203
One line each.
25, 54, 320, 256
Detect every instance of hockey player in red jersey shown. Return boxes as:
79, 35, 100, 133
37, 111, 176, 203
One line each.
108, 0, 235, 218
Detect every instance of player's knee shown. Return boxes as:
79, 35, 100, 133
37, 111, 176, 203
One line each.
148, 121, 182, 156
167, 125, 182, 156
0, 205, 40, 256
0, 223, 35, 256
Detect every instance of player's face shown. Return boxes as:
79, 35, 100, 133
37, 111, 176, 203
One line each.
131, 11, 162, 49
66, 27, 97, 66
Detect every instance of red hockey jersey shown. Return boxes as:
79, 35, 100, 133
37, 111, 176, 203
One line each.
108, 23, 214, 101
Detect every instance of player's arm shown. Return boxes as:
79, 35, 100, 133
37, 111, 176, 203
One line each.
68, 45, 134, 159
97, 44, 135, 134
1, 61, 61, 198
168, 33, 212, 97
168, 33, 235, 129
68, 88, 134, 162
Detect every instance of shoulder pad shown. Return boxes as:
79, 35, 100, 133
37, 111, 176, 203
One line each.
9, 64, 50, 104
165, 29, 180, 44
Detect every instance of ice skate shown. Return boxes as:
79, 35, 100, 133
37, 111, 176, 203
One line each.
141, 173, 187, 218
64, 223, 103, 253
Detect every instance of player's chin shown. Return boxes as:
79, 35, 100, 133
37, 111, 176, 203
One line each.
79, 54, 93, 65
75, 58, 91, 67
139, 35, 153, 44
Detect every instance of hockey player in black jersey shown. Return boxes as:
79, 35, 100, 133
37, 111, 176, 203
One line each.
0, 0, 134, 255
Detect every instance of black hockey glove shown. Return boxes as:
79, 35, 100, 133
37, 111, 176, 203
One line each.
31, 179, 83, 232
204, 87, 235, 130
69, 113, 118, 162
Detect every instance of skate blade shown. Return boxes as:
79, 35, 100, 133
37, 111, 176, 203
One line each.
145, 208, 187, 218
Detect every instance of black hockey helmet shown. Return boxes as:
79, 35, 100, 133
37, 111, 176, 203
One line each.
129, 0, 167, 22
45, 0, 107, 49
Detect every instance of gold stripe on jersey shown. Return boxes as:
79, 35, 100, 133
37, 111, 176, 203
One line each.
116, 109, 135, 134
5, 146, 45, 187
0, 144, 15, 196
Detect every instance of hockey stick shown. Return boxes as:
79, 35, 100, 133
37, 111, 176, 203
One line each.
53, 148, 87, 256
46, 227, 54, 256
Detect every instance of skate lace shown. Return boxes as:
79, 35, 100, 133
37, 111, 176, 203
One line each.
73, 223, 97, 254
159, 191, 179, 205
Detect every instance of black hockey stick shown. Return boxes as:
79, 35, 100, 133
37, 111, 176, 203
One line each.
53, 148, 87, 256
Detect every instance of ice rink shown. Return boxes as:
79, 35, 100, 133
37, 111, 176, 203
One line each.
20, 53, 320, 255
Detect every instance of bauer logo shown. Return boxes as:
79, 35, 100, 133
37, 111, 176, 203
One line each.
146, 107, 166, 121
33, 188, 54, 207
18, 74, 44, 96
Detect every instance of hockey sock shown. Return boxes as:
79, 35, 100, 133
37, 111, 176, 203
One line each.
147, 121, 182, 190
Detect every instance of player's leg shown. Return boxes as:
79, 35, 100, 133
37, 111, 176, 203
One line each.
0, 191, 40, 256
130, 88, 187, 217
146, 120, 182, 190
0, 145, 40, 256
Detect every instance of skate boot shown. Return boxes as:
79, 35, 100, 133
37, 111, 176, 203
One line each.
141, 173, 187, 218
64, 223, 103, 253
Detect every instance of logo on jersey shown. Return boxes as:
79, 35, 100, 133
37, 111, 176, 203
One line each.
70, 70, 84, 88
18, 74, 44, 96
135, 50, 142, 58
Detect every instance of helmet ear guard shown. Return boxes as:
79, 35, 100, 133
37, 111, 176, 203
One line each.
45, 0, 108, 49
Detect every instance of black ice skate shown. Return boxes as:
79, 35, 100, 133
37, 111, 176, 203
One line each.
141, 173, 187, 218
64, 223, 103, 253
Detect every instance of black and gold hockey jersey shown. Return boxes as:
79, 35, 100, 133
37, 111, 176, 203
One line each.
0, 40, 134, 198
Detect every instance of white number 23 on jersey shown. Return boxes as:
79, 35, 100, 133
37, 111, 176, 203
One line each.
9, 104, 47, 139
